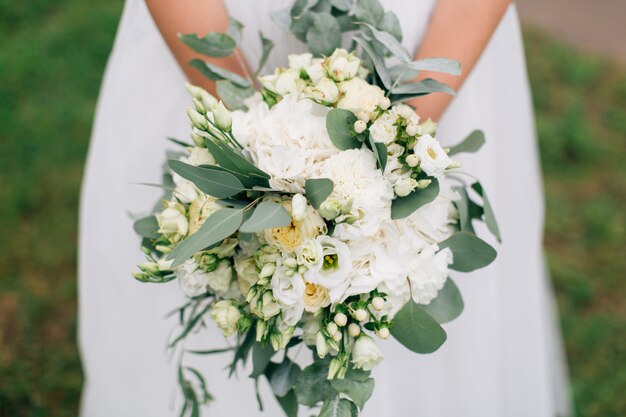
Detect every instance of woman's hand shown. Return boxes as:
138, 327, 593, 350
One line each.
408, 0, 511, 121
146, 0, 248, 95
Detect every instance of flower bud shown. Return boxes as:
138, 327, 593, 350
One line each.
186, 107, 208, 130
259, 263, 276, 279
448, 160, 462, 169
406, 154, 420, 167
353, 120, 367, 134
348, 323, 361, 337
377, 326, 390, 340
291, 193, 308, 221
333, 312, 348, 327
213, 101, 232, 131
316, 331, 328, 358
283, 257, 298, 269
332, 331, 343, 342
394, 177, 419, 197
405, 123, 419, 137
371, 296, 385, 311
319, 199, 342, 220
354, 309, 368, 322
190, 132, 206, 147
326, 322, 338, 336
417, 179, 432, 189
378, 96, 391, 110
420, 118, 437, 135
357, 111, 370, 122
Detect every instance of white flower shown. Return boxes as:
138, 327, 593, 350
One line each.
406, 244, 453, 304
304, 236, 352, 302
188, 147, 215, 166
324, 49, 361, 82
288, 53, 313, 69
156, 201, 188, 240
369, 111, 398, 145
234, 256, 259, 296
420, 118, 437, 135
413, 134, 451, 178
394, 177, 418, 197
337, 78, 386, 121
271, 263, 305, 306
303, 281, 330, 313
176, 259, 209, 297
264, 196, 326, 253
320, 148, 393, 239
391, 104, 420, 125
296, 238, 324, 268
210, 300, 241, 337
188, 194, 221, 235
212, 101, 232, 131
259, 68, 306, 96
291, 193, 308, 221
305, 78, 340, 103
206, 260, 234, 296
306, 58, 326, 84
250, 290, 281, 320
351, 335, 383, 371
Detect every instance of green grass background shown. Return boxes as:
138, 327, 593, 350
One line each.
0, 1, 624, 416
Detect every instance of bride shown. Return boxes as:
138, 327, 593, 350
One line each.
79, 0, 571, 416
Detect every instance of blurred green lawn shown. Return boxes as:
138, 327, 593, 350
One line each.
0, 1, 624, 416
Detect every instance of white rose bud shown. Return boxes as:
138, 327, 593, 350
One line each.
259, 263, 276, 278
185, 83, 218, 110
371, 296, 385, 311
377, 327, 390, 340
405, 123, 419, 137
348, 323, 361, 337
354, 309, 368, 322
357, 111, 370, 122
190, 132, 205, 147
333, 312, 348, 327
210, 300, 242, 337
406, 154, 420, 167
306, 58, 325, 84
291, 193, 308, 221
186, 107, 208, 130
326, 322, 338, 336
394, 177, 419, 197
316, 331, 329, 358
306, 78, 340, 103
325, 49, 361, 82
378, 96, 391, 110
354, 120, 367, 134
352, 335, 384, 371
156, 201, 188, 237
213, 101, 232, 131
283, 257, 298, 269
417, 179, 432, 189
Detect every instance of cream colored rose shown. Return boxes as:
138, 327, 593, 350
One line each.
351, 335, 384, 371
264, 199, 326, 253
210, 300, 241, 337
156, 201, 188, 241
324, 49, 361, 82
305, 78, 340, 104
337, 78, 386, 121
303, 281, 330, 313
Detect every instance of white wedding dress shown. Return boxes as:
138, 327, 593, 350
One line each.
79, 1, 571, 416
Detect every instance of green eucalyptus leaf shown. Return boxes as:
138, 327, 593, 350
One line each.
422, 278, 464, 324
307, 12, 342, 56
205, 139, 271, 182
471, 182, 501, 242
168, 160, 245, 198
319, 397, 355, 417
439, 231, 497, 272
134, 216, 159, 239
290, 10, 315, 42
336, 14, 359, 31
326, 109, 360, 150
353, 0, 384, 25
179, 33, 236, 58
448, 130, 486, 155
229, 330, 256, 376
294, 360, 338, 406
189, 59, 250, 87
240, 202, 292, 233
216, 80, 255, 111
391, 178, 440, 219
369, 137, 388, 171
270, 7, 293, 31
454, 187, 475, 233
361, 23, 410, 62
391, 78, 456, 96
329, 373, 374, 409
379, 11, 402, 41
255, 32, 275, 76
250, 343, 275, 378
388, 64, 420, 83
166, 208, 243, 267
291, 0, 318, 18
226, 17, 244, 44
329, 0, 353, 11
390, 300, 447, 354
269, 359, 301, 397
354, 37, 392, 90
275, 390, 298, 417
305, 178, 334, 209
408, 58, 462, 76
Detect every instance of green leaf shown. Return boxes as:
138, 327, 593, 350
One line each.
275, 390, 298, 417
216, 80, 255, 111
319, 397, 355, 417
329, 373, 374, 409
291, 0, 318, 18
353, 0, 384, 26
204, 139, 271, 183
439, 231, 497, 272
388, 64, 420, 83
270, 7, 293, 32
326, 109, 360, 150
179, 33, 236, 58
329, 0, 353, 11
354, 37, 392, 90
305, 178, 334, 209
408, 58, 462, 76
255, 32, 275, 76
269, 359, 301, 397
166, 208, 243, 267
168, 160, 245, 198
189, 59, 250, 87
391, 78, 456, 97
454, 187, 475, 233
226, 17, 244, 44
422, 278, 464, 324
471, 182, 501, 242
448, 130, 485, 155
369, 137, 387, 171
379, 11, 402, 41
391, 178, 440, 219
390, 300, 447, 354
290, 10, 315, 42
229, 330, 256, 376
307, 12, 342, 56
250, 343, 275, 378
134, 216, 159, 239
240, 202, 292, 233
294, 360, 338, 406
361, 23, 410, 62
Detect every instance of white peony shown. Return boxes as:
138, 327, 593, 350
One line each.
414, 134, 452, 178
351, 335, 383, 371
304, 236, 352, 302
369, 111, 398, 145
210, 300, 241, 337
320, 148, 393, 240
337, 77, 386, 121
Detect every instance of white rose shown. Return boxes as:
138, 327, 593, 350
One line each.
210, 300, 241, 337
291, 193, 308, 221
156, 201, 188, 239
274, 68, 306, 95
304, 236, 352, 302
206, 260, 234, 296
351, 335, 383, 371
337, 78, 386, 121
306, 58, 326, 84
394, 177, 418, 197
369, 111, 398, 145
288, 53, 313, 69
271, 259, 306, 307
413, 134, 452, 178
296, 238, 323, 269
305, 78, 340, 103
325, 49, 361, 82
176, 259, 209, 297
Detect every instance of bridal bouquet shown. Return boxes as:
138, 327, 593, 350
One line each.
133, 1, 500, 416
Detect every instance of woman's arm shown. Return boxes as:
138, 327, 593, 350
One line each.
145, 0, 247, 95
409, 0, 511, 121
